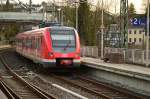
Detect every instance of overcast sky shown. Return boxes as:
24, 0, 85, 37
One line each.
20, 0, 144, 14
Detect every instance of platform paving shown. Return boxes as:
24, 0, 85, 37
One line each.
81, 57, 150, 81
0, 45, 11, 49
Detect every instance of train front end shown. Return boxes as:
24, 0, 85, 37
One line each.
46, 26, 80, 68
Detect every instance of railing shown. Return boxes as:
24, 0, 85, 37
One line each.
124, 49, 150, 65
0, 40, 10, 46
81, 46, 99, 58
81, 46, 150, 66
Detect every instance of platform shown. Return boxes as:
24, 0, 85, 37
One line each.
81, 57, 150, 80
81, 57, 150, 96
0, 45, 11, 50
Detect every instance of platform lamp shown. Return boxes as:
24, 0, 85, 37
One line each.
57, 8, 61, 24
101, 0, 104, 59
146, 0, 150, 67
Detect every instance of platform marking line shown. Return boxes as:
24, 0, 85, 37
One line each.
52, 83, 88, 99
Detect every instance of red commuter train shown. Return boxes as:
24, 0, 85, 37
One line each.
15, 26, 80, 68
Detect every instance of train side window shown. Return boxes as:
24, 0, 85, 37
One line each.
19, 39, 22, 46
35, 37, 41, 50
37, 38, 40, 49
23, 39, 25, 47
29, 39, 32, 48
31, 37, 34, 49
38, 37, 42, 49
32, 37, 35, 49
26, 38, 28, 48
34, 37, 38, 49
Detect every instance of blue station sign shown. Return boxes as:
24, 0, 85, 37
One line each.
130, 18, 146, 26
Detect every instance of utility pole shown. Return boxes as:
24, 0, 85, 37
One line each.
120, 0, 128, 48
58, 8, 61, 24
1, 0, 2, 10
101, 0, 104, 58
146, 0, 149, 67
29, 0, 32, 14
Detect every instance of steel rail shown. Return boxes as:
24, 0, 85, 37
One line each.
51, 74, 112, 99
0, 78, 21, 99
78, 75, 147, 99
0, 56, 57, 99
51, 74, 148, 99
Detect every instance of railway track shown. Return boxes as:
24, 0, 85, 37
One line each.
0, 55, 57, 99
43, 73, 147, 99
0, 49, 149, 99
1, 50, 89, 99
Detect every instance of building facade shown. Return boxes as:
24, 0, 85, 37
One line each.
128, 26, 145, 48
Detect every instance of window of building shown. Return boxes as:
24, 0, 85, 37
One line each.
139, 38, 142, 42
134, 30, 136, 34
129, 38, 132, 42
134, 38, 136, 42
139, 30, 141, 34
129, 30, 132, 34
142, 29, 145, 32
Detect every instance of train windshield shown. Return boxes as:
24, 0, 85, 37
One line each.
50, 29, 76, 53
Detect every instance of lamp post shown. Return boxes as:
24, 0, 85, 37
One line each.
29, 0, 32, 14
61, 10, 63, 25
101, 0, 104, 59
146, 0, 149, 67
57, 8, 61, 23
72, 0, 87, 31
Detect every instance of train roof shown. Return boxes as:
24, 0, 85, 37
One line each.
48, 26, 75, 30
16, 26, 76, 38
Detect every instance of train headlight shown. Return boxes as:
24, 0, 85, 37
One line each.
75, 53, 80, 58
48, 52, 54, 57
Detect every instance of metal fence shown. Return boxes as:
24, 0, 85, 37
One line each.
124, 49, 150, 66
81, 46, 99, 58
0, 40, 10, 46
81, 46, 150, 66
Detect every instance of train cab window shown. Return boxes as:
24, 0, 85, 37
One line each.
50, 29, 76, 53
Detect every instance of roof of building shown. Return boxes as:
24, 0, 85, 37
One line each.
128, 25, 145, 29
0, 12, 52, 21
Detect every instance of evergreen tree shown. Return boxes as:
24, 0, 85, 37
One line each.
3, 0, 13, 11
78, 0, 90, 45
128, 3, 136, 18
63, 6, 76, 27
145, 3, 150, 16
